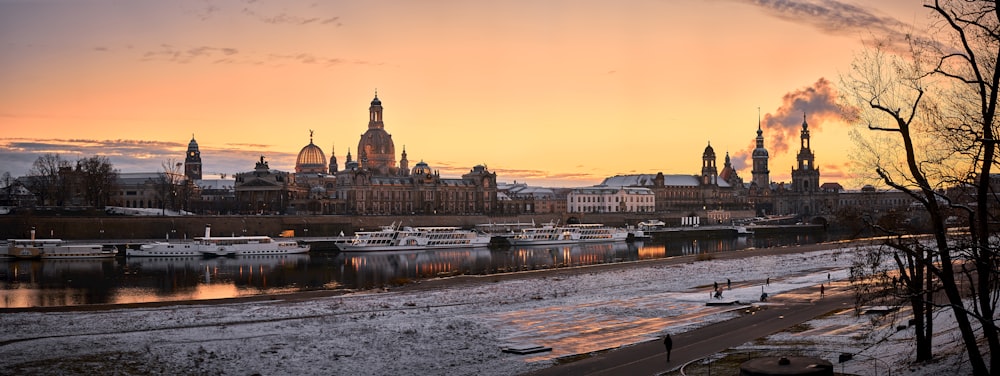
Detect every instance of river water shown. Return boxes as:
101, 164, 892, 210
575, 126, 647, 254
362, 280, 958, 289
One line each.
0, 233, 829, 309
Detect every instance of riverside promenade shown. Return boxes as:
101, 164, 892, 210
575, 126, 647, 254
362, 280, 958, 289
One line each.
526, 281, 853, 376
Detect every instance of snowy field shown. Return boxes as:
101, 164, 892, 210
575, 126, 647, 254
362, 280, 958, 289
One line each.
0, 246, 972, 375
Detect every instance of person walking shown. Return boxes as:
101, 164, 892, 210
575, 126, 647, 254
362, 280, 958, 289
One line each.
727, 278, 731, 289
820, 284, 825, 297
663, 334, 673, 362
714, 281, 718, 291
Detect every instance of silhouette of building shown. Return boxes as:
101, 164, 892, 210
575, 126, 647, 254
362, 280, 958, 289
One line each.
599, 141, 746, 213
234, 156, 300, 214
270, 92, 500, 215
184, 135, 202, 180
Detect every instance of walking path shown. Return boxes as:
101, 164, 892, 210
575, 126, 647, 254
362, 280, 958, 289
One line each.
525, 281, 852, 376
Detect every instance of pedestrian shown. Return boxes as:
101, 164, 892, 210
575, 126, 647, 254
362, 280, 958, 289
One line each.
727, 278, 731, 289
663, 334, 673, 362
766, 277, 770, 285
828, 273, 831, 284
820, 284, 825, 297
714, 281, 718, 291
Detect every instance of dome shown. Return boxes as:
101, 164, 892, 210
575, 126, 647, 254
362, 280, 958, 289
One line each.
412, 161, 432, 176
703, 143, 715, 158
187, 137, 199, 150
752, 147, 769, 158
296, 142, 327, 174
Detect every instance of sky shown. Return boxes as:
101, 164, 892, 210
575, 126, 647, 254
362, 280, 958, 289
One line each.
0, 0, 930, 187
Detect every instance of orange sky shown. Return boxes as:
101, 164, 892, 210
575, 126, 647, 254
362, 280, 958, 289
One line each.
0, 0, 929, 187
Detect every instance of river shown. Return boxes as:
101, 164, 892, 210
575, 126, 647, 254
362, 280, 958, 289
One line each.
0, 233, 830, 309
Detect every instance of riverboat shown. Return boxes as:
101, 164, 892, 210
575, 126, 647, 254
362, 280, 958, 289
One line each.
130, 226, 310, 257
7, 234, 116, 259
339, 224, 491, 252
508, 223, 628, 246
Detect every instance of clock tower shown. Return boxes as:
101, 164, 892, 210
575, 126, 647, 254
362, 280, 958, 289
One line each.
184, 135, 203, 180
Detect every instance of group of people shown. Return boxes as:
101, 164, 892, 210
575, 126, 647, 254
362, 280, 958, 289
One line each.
711, 278, 733, 299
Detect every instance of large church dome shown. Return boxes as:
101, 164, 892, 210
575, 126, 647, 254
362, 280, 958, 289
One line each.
357, 93, 397, 174
296, 132, 327, 174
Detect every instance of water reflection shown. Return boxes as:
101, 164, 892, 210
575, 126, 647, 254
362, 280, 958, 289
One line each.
0, 232, 829, 308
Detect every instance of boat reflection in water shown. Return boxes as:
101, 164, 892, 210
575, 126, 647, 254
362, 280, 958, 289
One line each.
0, 232, 827, 308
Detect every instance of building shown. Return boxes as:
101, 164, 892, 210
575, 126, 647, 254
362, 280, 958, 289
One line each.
774, 114, 833, 216
184, 135, 202, 181
234, 156, 301, 214
325, 93, 498, 215
567, 186, 655, 213
600, 142, 746, 212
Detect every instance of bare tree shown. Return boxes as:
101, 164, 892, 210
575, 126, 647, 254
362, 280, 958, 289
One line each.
75, 155, 118, 208
26, 153, 71, 206
155, 159, 184, 215
841, 1, 1000, 373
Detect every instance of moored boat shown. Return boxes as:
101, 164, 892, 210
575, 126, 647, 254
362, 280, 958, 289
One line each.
130, 226, 310, 257
7, 230, 116, 259
508, 223, 628, 246
339, 223, 491, 252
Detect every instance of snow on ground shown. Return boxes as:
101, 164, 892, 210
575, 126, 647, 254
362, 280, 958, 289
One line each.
0, 247, 970, 375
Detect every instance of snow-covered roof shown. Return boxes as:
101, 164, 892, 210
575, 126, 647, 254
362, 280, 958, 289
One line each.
600, 173, 731, 188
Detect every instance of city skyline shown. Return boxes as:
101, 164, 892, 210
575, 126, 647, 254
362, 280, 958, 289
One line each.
0, 1, 928, 187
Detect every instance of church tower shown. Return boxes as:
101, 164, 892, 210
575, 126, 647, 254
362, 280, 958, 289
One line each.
329, 143, 338, 174
701, 142, 718, 185
399, 146, 409, 176
357, 91, 396, 174
751, 122, 770, 188
184, 135, 202, 180
791, 113, 820, 193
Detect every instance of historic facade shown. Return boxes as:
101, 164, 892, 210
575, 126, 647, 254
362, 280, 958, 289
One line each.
234, 156, 301, 214
276, 92, 500, 215
598, 141, 746, 213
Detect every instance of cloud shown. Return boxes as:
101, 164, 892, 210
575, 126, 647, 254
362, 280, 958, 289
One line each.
731, 0, 928, 53
732, 77, 850, 170
0, 138, 298, 178
140, 44, 241, 64
240, 6, 342, 27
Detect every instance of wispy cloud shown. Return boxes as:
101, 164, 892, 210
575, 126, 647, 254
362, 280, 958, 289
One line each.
136, 44, 378, 67
140, 44, 240, 64
730, 0, 927, 52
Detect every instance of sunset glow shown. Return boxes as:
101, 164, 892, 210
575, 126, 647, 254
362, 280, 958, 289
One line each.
0, 0, 927, 187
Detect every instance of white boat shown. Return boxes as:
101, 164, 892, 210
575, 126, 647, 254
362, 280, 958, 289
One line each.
130, 226, 310, 257
637, 219, 666, 231
508, 223, 628, 246
7, 230, 116, 259
339, 223, 491, 252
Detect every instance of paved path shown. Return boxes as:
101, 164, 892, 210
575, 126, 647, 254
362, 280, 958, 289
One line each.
524, 282, 853, 376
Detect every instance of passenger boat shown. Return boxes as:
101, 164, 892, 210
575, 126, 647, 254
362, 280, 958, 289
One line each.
508, 223, 628, 246
339, 223, 491, 252
7, 230, 116, 259
130, 226, 310, 257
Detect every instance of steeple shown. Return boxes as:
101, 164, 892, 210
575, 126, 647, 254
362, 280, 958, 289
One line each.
368, 90, 384, 129
701, 141, 718, 185
184, 134, 202, 180
399, 145, 409, 176
792, 112, 819, 194
751, 112, 770, 188
329, 143, 338, 174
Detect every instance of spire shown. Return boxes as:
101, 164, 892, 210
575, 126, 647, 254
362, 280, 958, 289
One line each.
309, 129, 314, 144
